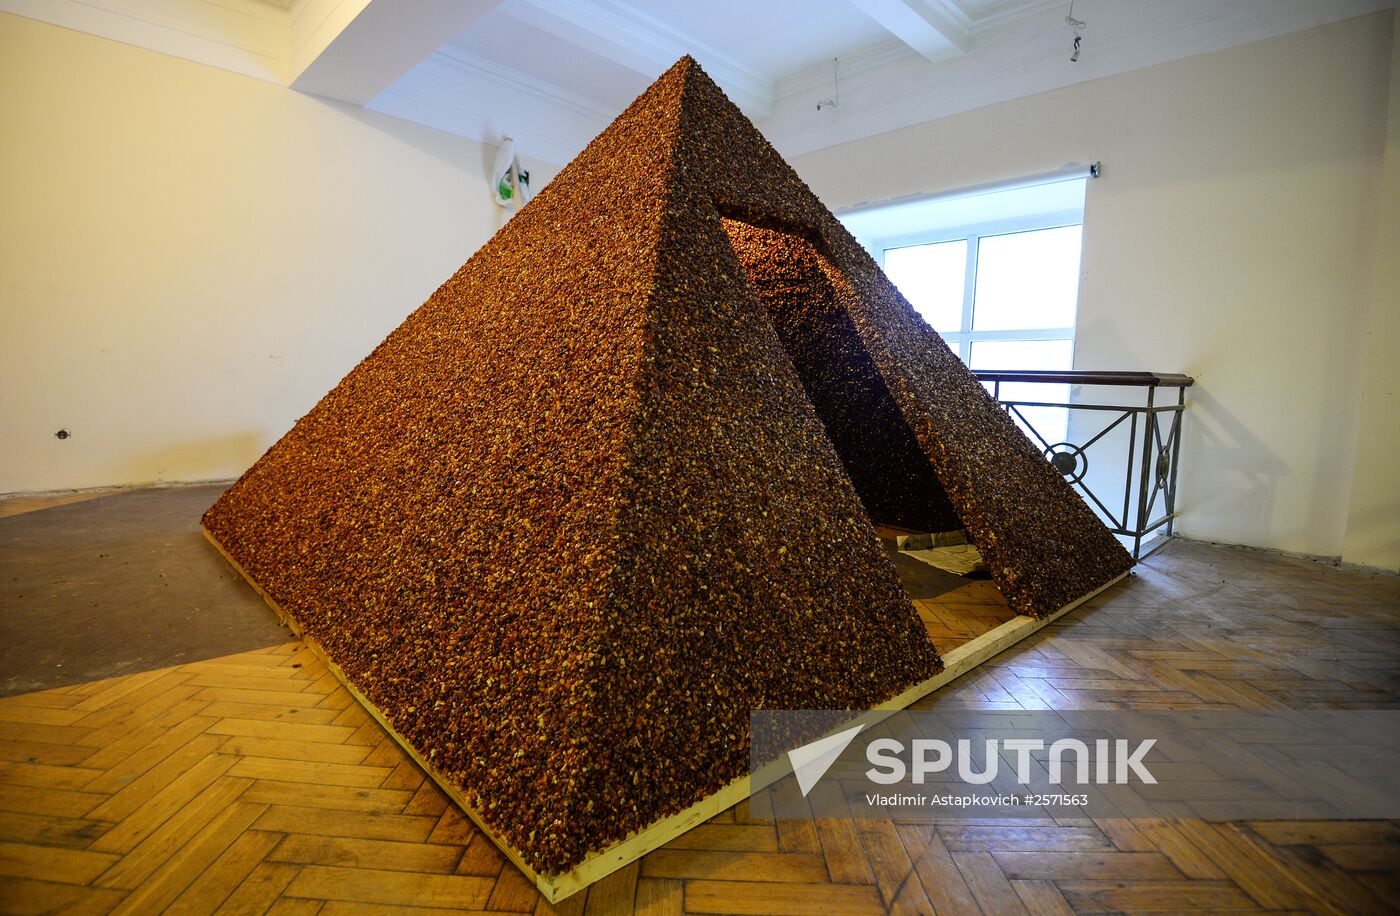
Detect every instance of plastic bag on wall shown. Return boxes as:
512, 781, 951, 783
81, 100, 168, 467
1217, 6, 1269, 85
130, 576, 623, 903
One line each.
491, 137, 530, 208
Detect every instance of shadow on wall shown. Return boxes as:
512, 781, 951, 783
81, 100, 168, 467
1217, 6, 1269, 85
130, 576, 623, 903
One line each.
1068, 320, 1286, 547
1179, 384, 1287, 543
111, 432, 268, 487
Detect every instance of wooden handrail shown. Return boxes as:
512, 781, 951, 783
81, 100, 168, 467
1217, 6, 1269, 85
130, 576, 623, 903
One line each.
972, 370, 1195, 388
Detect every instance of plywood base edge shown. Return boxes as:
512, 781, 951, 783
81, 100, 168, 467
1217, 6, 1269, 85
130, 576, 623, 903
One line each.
202, 525, 1126, 902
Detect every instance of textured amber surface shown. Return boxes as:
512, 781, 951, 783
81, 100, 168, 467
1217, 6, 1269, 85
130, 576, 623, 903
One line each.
205, 57, 1128, 873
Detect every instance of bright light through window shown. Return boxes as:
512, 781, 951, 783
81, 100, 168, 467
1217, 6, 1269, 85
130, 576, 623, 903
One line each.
968, 339, 1073, 373
969, 340, 1072, 444
882, 240, 965, 332
840, 175, 1089, 447
973, 226, 1082, 331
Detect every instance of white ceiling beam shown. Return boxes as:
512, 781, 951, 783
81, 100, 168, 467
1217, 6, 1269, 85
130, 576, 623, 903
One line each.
367, 46, 614, 166
290, 0, 506, 104
504, 0, 775, 119
845, 0, 970, 63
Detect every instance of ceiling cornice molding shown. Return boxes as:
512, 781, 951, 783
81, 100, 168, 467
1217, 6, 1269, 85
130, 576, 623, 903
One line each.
774, 37, 914, 99
0, 0, 290, 81
788, 0, 1064, 101
368, 51, 610, 165
201, 0, 292, 26
762, 0, 1397, 158
926, 0, 974, 33
369, 85, 585, 164
289, 0, 365, 76
966, 0, 1064, 34
845, 0, 967, 61
433, 44, 615, 123
505, 0, 776, 117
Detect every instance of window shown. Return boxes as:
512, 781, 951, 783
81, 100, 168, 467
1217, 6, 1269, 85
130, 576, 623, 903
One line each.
840, 174, 1089, 443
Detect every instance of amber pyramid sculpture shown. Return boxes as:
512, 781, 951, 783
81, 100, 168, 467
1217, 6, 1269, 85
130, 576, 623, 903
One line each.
205, 57, 1130, 889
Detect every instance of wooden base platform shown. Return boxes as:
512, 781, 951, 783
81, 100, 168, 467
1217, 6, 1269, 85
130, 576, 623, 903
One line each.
202, 526, 1125, 902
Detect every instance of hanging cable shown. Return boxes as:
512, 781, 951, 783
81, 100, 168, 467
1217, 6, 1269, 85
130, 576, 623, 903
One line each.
1066, 0, 1085, 62
816, 58, 840, 111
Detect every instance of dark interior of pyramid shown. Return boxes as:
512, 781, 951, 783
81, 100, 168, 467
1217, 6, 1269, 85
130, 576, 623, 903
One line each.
721, 218, 961, 533
202, 56, 1132, 877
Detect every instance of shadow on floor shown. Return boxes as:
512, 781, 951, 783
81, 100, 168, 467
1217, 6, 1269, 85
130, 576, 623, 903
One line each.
0, 485, 290, 696
0, 485, 974, 697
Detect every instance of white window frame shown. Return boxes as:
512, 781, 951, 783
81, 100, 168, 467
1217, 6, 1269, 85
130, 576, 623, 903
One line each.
875, 208, 1083, 363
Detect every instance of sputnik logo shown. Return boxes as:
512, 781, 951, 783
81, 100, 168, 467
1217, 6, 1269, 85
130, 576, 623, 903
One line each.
784, 726, 1159, 797
788, 724, 865, 797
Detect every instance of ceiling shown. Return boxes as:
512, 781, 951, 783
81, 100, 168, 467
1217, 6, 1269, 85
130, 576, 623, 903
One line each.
9, 0, 1394, 165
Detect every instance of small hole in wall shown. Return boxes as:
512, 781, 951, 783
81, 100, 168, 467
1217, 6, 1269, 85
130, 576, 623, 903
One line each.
55, 429, 70, 440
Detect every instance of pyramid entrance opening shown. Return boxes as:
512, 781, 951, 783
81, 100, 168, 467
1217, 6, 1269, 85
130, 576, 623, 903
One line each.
720, 217, 1014, 644
720, 217, 962, 535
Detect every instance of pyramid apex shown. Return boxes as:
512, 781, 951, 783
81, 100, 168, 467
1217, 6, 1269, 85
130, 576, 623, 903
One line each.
664, 54, 711, 80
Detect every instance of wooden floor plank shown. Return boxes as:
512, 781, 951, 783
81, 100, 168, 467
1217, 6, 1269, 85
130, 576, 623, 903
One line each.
282, 864, 495, 909
683, 879, 886, 915
84, 733, 230, 823
252, 804, 436, 842
0, 540, 1395, 913
0, 761, 104, 792
240, 781, 416, 814
990, 850, 1184, 880
0, 810, 110, 850
88, 754, 239, 851
583, 860, 638, 915
268, 833, 465, 874
951, 850, 1029, 914
640, 849, 829, 884
206, 718, 357, 745
855, 820, 918, 909
105, 800, 268, 912
226, 756, 393, 788
164, 828, 282, 915
213, 861, 302, 916
0, 782, 108, 819
77, 713, 216, 787
1170, 820, 1319, 911
634, 876, 684, 916
0, 839, 119, 883
895, 825, 982, 916
1011, 879, 1077, 916
0, 876, 127, 915
1056, 878, 1259, 911
663, 823, 779, 853
487, 863, 544, 912
94, 779, 255, 888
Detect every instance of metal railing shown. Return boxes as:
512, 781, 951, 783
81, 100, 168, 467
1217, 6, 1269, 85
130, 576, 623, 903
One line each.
974, 370, 1194, 559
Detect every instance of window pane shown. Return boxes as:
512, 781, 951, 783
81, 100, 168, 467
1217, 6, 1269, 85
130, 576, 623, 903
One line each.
972, 226, 1081, 331
882, 240, 966, 332
969, 339, 1073, 446
968, 339, 1073, 372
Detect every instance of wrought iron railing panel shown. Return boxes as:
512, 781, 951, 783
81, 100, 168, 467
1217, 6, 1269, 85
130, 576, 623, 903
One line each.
974, 370, 1193, 559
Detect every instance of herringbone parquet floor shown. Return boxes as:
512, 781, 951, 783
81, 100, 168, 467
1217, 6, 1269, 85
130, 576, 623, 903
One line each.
1, 538, 1397, 914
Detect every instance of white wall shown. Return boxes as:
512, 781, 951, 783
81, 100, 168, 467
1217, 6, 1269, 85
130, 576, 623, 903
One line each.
792, 12, 1396, 564
1344, 20, 1400, 572
0, 13, 556, 493
4, 12, 1397, 570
